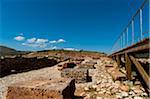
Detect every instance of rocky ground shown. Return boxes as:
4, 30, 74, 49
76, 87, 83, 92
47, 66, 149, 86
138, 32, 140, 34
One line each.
0, 57, 149, 99
75, 57, 149, 99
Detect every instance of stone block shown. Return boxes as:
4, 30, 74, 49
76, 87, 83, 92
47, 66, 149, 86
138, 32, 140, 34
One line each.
61, 68, 89, 83
63, 62, 76, 68
111, 69, 126, 81
6, 78, 75, 99
78, 63, 95, 69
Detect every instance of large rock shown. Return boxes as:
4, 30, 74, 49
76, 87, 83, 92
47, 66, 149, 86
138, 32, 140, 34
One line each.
6, 78, 75, 99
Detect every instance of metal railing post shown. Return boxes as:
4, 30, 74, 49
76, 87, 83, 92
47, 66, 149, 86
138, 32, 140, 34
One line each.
126, 28, 128, 46
120, 37, 121, 49
121, 35, 123, 49
120, 36, 122, 49
132, 20, 134, 44
124, 32, 125, 47
140, 9, 143, 40
123, 32, 125, 48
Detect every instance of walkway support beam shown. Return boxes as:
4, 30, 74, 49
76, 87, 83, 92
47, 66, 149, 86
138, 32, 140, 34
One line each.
125, 53, 132, 80
129, 55, 150, 89
116, 55, 121, 67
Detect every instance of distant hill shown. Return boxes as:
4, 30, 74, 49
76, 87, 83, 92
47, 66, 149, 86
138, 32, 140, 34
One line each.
38, 49, 106, 55
0, 45, 29, 56
24, 49, 107, 58
0, 45, 107, 57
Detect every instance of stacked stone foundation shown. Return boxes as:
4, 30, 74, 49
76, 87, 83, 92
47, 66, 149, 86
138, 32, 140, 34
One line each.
78, 61, 97, 69
61, 68, 90, 83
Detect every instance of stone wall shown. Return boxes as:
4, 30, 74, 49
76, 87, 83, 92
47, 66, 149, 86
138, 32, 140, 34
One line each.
58, 62, 76, 71
0, 57, 57, 77
61, 68, 90, 83
6, 78, 75, 99
78, 61, 97, 69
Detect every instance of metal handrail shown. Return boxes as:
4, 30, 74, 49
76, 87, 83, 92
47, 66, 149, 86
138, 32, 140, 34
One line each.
111, 0, 149, 54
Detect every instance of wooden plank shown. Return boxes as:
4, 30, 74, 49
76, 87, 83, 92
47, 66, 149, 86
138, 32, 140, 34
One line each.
112, 43, 149, 56
122, 44, 148, 55
125, 53, 132, 80
129, 55, 150, 89
116, 55, 121, 67
110, 37, 149, 56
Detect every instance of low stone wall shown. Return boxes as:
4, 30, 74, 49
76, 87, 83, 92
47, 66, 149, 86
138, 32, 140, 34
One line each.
78, 61, 97, 69
78, 64, 95, 69
0, 57, 57, 77
62, 62, 76, 68
6, 78, 75, 99
61, 68, 90, 83
58, 62, 76, 71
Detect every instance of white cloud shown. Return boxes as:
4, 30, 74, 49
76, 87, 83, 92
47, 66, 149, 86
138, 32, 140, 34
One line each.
49, 40, 57, 44
64, 48, 78, 51
36, 38, 48, 43
27, 38, 48, 44
21, 37, 65, 49
57, 39, 66, 43
27, 38, 36, 43
52, 46, 57, 49
14, 36, 25, 41
45, 46, 58, 50
49, 39, 66, 44
22, 38, 48, 48
22, 43, 47, 48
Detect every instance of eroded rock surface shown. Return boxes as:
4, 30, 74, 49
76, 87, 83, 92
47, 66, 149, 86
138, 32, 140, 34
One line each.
6, 78, 75, 99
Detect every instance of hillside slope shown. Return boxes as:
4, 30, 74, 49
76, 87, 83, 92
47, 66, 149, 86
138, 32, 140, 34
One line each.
0, 45, 29, 56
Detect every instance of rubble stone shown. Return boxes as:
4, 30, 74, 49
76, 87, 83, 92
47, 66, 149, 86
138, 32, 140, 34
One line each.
119, 84, 129, 92
121, 92, 128, 97
134, 96, 143, 99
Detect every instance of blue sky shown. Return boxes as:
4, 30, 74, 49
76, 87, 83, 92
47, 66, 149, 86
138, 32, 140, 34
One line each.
0, 0, 148, 53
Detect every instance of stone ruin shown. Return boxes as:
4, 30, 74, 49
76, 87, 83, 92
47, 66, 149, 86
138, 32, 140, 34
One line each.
59, 60, 96, 83
58, 62, 76, 71
61, 68, 91, 83
6, 78, 75, 99
69, 58, 84, 64
62, 62, 76, 68
0, 57, 58, 77
78, 60, 97, 69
